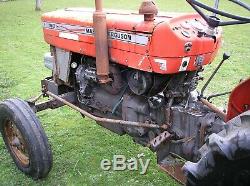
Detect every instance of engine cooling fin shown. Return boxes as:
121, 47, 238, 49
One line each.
183, 111, 250, 186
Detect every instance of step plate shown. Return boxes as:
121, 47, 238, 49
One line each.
158, 160, 186, 185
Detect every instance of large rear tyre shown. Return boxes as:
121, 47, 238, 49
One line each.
183, 111, 250, 186
186, 157, 250, 186
0, 98, 53, 179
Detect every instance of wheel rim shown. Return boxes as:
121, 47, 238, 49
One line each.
4, 119, 30, 167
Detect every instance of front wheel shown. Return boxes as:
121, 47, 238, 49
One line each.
0, 98, 53, 179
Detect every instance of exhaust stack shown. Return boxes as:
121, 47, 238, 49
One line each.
93, 0, 110, 84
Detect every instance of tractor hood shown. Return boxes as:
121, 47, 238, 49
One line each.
42, 8, 222, 74
41, 8, 169, 33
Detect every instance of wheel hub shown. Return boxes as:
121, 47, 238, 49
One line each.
4, 119, 30, 167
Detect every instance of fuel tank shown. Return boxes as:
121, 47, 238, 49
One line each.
42, 8, 222, 74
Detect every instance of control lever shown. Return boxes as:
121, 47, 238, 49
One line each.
200, 53, 231, 97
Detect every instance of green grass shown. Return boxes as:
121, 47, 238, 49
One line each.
0, 0, 249, 185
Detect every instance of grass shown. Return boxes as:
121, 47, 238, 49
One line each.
0, 0, 249, 185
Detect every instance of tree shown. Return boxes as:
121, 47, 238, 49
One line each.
35, 0, 42, 11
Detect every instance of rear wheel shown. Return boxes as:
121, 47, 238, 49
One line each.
0, 98, 53, 179
184, 111, 250, 186
186, 157, 250, 186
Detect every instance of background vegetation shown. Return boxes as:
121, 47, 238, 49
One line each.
0, 0, 249, 185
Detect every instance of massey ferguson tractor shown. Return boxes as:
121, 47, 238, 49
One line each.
0, 0, 249, 185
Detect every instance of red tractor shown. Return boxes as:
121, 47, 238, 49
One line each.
0, 0, 249, 185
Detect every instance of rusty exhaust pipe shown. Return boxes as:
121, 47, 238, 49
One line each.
93, 0, 110, 84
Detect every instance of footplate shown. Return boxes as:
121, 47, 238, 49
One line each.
158, 155, 186, 185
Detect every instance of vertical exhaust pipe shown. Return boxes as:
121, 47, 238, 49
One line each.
93, 0, 110, 84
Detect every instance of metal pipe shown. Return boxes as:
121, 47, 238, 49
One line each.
93, 0, 110, 83
200, 98, 226, 121
46, 91, 168, 129
95, 0, 103, 11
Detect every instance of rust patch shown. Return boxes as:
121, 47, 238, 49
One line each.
159, 162, 186, 185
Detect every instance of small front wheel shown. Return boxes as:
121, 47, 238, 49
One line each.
0, 98, 53, 179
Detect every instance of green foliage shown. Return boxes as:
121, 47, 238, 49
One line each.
0, 70, 15, 99
0, 0, 249, 185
